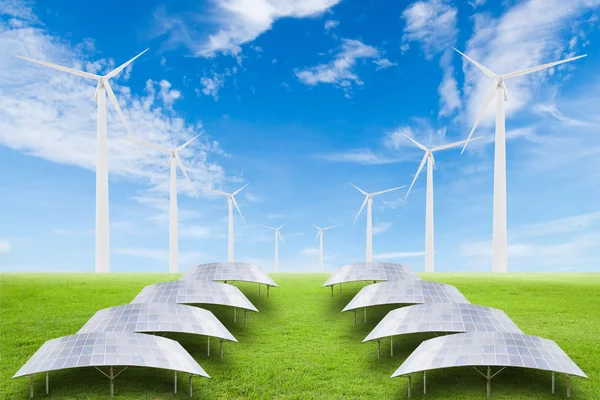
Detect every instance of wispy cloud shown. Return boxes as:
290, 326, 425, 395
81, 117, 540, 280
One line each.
295, 39, 394, 98
151, 0, 342, 58
113, 247, 210, 266
316, 148, 404, 165
324, 19, 339, 31
0, 240, 11, 255
373, 251, 425, 259
244, 192, 263, 203
373, 222, 392, 235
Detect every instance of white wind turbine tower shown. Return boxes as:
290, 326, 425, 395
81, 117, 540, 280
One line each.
350, 184, 406, 262
260, 224, 285, 272
454, 48, 586, 273
123, 134, 201, 273
403, 134, 483, 273
16, 49, 149, 273
312, 224, 340, 273
203, 185, 249, 262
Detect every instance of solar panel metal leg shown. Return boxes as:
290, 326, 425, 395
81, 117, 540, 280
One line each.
339, 284, 342, 295
234, 307, 237, 323
567, 374, 571, 398
423, 371, 426, 395
189, 374, 193, 398
407, 374, 412, 398
267, 285, 270, 298
220, 339, 224, 359
364, 307, 367, 323
259, 284, 261, 296
391, 336, 394, 356
487, 366, 491, 399
110, 366, 114, 397
207, 337, 210, 356
175, 371, 178, 393
377, 340, 381, 359
354, 310, 356, 325
29, 375, 33, 398
552, 372, 555, 394
244, 309, 247, 325
331, 286, 333, 297
46, 372, 49, 394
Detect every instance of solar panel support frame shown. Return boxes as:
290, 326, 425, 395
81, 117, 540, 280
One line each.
407, 374, 412, 398
207, 337, 210, 357
568, 374, 571, 398
220, 339, 224, 359
29, 375, 33, 399
552, 372, 555, 394
423, 371, 426, 395
390, 336, 393, 357
45, 372, 49, 395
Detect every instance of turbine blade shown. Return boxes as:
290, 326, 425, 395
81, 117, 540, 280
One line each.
461, 79, 498, 155
323, 224, 340, 230
105, 81, 135, 141
94, 81, 101, 103
176, 133, 202, 152
105, 48, 149, 79
402, 133, 428, 151
278, 224, 285, 230
501, 54, 587, 80
233, 183, 249, 196
371, 185, 407, 196
432, 136, 484, 152
503, 84, 509, 101
312, 223, 321, 230
201, 187, 230, 196
120, 137, 171, 153
16, 56, 100, 80
277, 230, 284, 243
175, 153, 198, 199
452, 48, 496, 78
260, 224, 276, 230
353, 197, 368, 225
313, 230, 321, 244
232, 196, 246, 225
405, 153, 428, 199
349, 183, 368, 196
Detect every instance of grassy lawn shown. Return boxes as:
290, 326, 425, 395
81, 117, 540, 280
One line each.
0, 273, 599, 399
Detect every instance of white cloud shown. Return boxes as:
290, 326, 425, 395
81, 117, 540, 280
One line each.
0, 16, 227, 202
533, 103, 592, 126
199, 73, 225, 100
383, 121, 449, 150
316, 148, 403, 165
295, 39, 387, 98
151, 0, 342, 58
511, 211, 600, 239
113, 247, 209, 266
373, 251, 425, 259
373, 58, 397, 70
244, 192, 263, 203
372, 222, 392, 235
324, 19, 339, 30
0, 240, 11, 255
300, 247, 320, 257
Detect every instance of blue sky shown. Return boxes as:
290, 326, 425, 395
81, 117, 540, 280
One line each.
1, 0, 600, 273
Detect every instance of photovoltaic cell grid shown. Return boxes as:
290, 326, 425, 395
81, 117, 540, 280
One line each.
323, 262, 420, 287
13, 332, 209, 378
77, 303, 237, 342
364, 303, 522, 342
130, 280, 258, 312
181, 262, 278, 287
342, 280, 470, 312
391, 332, 587, 378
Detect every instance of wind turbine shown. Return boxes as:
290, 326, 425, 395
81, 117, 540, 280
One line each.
312, 224, 340, 273
351, 184, 406, 262
260, 224, 285, 272
454, 48, 586, 273
16, 49, 149, 273
403, 134, 483, 273
203, 185, 249, 262
123, 134, 201, 273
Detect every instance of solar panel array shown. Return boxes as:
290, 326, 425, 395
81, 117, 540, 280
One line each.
182, 262, 278, 287
323, 262, 420, 287
342, 280, 470, 312
78, 303, 237, 342
364, 303, 523, 342
391, 332, 588, 378
130, 280, 259, 312
13, 332, 209, 378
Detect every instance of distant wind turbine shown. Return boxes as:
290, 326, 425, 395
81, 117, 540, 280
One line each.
123, 134, 201, 273
203, 185, 249, 262
260, 224, 285, 272
312, 224, 340, 273
351, 184, 405, 262
403, 134, 483, 273
453, 48, 586, 273
16, 49, 149, 273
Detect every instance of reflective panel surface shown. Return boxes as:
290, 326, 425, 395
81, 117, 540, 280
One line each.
78, 303, 237, 342
364, 303, 522, 342
391, 332, 587, 378
323, 262, 421, 287
13, 332, 209, 378
181, 262, 278, 287
130, 280, 258, 312
342, 280, 470, 312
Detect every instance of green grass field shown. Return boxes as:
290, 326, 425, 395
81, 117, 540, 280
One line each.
1, 273, 599, 399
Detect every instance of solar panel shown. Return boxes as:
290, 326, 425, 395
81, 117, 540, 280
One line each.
364, 303, 522, 342
77, 303, 237, 342
342, 280, 470, 312
391, 332, 587, 378
13, 332, 209, 378
181, 262, 278, 287
130, 280, 258, 312
323, 262, 421, 287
